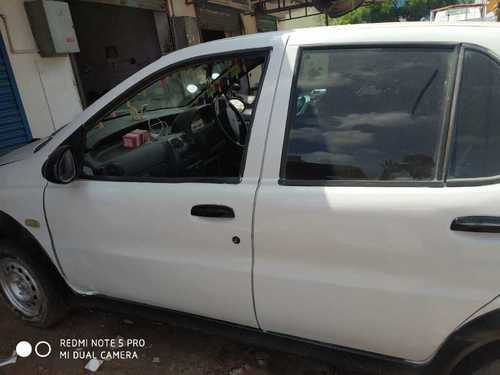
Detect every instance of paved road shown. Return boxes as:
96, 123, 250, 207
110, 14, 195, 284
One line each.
0, 304, 371, 375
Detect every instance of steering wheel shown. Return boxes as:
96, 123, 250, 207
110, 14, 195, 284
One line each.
148, 118, 168, 140
213, 96, 248, 147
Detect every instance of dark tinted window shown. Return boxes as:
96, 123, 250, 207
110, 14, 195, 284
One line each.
448, 50, 500, 179
283, 48, 455, 182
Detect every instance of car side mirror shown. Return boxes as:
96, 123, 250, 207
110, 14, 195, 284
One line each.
42, 146, 77, 184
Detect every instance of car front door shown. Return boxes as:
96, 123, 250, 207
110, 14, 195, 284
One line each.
44, 39, 285, 327
254, 41, 500, 361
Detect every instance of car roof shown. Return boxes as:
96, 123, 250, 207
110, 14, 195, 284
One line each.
249, 21, 500, 39
288, 21, 500, 33
213, 21, 500, 52
315, 22, 498, 53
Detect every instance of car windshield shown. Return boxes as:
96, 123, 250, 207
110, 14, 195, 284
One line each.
103, 60, 232, 121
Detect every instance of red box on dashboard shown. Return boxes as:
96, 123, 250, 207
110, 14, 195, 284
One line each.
134, 129, 151, 142
122, 129, 150, 149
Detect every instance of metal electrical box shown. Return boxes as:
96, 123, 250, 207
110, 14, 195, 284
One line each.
24, 0, 80, 57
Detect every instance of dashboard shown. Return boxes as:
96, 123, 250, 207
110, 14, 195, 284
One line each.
83, 105, 232, 179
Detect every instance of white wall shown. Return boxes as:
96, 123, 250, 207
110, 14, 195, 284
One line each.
278, 13, 327, 31
0, 0, 82, 139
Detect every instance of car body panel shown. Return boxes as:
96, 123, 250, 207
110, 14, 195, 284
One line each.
0, 140, 46, 166
42, 33, 289, 327
255, 182, 500, 361
46, 180, 260, 325
254, 24, 500, 362
0, 156, 56, 265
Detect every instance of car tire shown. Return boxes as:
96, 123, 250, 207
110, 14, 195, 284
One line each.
452, 343, 500, 375
0, 240, 69, 327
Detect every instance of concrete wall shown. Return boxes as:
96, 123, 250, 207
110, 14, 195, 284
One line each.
0, 0, 82, 138
241, 14, 257, 34
168, 0, 196, 17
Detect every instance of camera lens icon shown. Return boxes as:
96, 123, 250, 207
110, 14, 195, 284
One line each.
15, 341, 52, 358
15, 341, 32, 358
35, 341, 52, 358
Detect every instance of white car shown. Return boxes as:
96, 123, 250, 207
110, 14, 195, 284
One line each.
1, 22, 499, 375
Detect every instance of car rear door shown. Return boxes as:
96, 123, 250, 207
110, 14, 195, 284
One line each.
254, 38, 500, 362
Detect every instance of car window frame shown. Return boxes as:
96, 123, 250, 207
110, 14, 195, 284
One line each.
444, 43, 500, 187
278, 43, 461, 188
70, 47, 272, 184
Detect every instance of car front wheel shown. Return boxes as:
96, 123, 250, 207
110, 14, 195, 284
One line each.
0, 241, 68, 327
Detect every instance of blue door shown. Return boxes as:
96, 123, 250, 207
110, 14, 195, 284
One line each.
0, 34, 32, 156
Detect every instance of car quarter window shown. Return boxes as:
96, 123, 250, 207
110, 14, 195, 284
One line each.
282, 47, 456, 183
448, 49, 500, 180
80, 51, 268, 181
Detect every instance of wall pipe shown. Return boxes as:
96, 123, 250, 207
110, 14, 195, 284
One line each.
166, 0, 177, 51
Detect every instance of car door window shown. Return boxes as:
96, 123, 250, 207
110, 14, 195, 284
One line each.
282, 47, 456, 182
81, 52, 268, 180
448, 49, 500, 179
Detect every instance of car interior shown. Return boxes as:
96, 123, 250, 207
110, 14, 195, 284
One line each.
80, 53, 267, 180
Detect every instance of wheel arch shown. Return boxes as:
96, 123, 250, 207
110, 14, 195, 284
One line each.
0, 210, 68, 288
427, 303, 500, 375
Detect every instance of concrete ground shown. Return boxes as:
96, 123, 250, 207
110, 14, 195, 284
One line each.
0, 303, 377, 375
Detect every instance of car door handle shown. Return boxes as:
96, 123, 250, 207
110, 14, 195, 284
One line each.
451, 216, 500, 233
191, 204, 235, 218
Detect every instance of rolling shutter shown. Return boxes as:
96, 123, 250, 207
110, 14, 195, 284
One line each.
0, 35, 32, 156
75, 0, 165, 11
